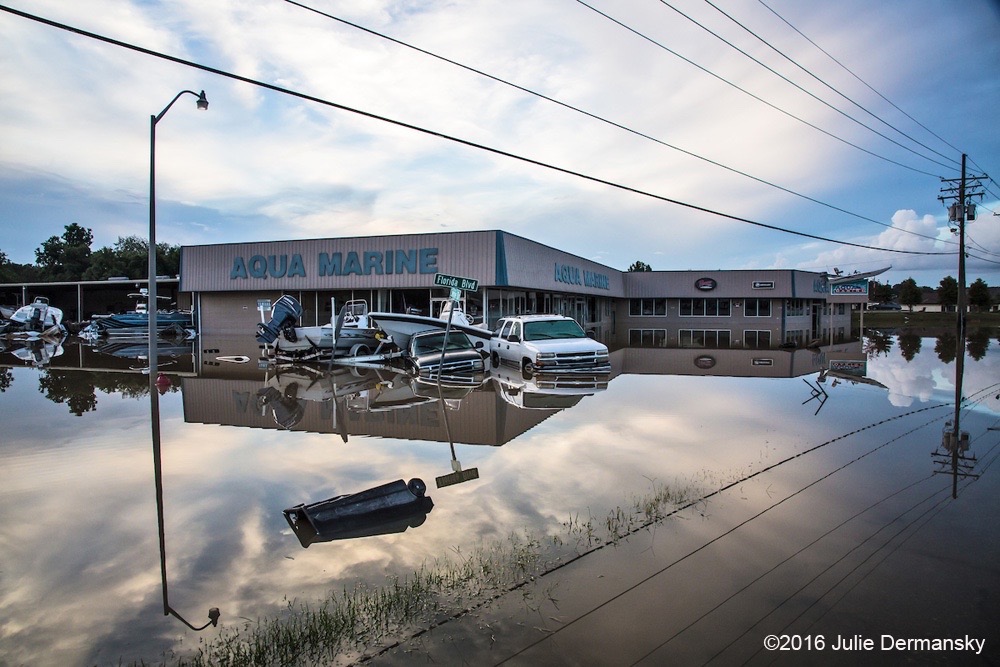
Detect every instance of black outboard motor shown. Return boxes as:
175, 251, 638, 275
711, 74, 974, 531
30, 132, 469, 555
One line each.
256, 294, 303, 344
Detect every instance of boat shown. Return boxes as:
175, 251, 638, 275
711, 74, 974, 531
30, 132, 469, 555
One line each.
83, 289, 193, 337
256, 296, 382, 361
367, 301, 492, 350
0, 297, 65, 338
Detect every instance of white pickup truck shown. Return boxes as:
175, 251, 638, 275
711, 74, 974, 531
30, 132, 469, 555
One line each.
490, 314, 611, 377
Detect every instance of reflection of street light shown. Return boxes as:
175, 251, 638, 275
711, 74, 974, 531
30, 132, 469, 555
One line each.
149, 89, 208, 377
151, 383, 220, 631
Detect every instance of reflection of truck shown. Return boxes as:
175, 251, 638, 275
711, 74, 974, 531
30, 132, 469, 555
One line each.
490, 314, 611, 377
491, 362, 608, 410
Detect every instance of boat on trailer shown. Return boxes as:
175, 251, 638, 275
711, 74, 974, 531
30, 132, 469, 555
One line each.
0, 297, 66, 338
256, 295, 382, 361
367, 301, 492, 350
83, 289, 193, 337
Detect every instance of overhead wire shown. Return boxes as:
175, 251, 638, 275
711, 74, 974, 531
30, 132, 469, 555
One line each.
0, 3, 959, 258
756, 0, 966, 159
496, 403, 950, 664
283, 0, 953, 248
573, 0, 943, 178
658, 0, 958, 170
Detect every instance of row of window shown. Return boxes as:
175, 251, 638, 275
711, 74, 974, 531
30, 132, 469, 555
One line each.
629, 328, 772, 348
630, 298, 824, 317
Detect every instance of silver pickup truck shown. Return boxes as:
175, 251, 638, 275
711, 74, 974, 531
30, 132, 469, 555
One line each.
490, 314, 611, 377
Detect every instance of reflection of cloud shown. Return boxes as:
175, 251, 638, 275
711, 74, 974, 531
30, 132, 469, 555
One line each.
866, 337, 1000, 411
3, 337, 999, 664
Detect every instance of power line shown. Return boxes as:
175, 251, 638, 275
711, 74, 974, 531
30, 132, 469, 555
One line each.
756, 0, 967, 160
284, 0, 951, 247
694, 0, 961, 168
0, 3, 958, 257
573, 0, 943, 178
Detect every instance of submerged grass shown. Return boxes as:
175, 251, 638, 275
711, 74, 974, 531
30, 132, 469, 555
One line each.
140, 475, 724, 667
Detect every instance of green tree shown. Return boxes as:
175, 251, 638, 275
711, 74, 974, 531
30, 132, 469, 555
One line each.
869, 280, 894, 304
937, 276, 957, 312
628, 260, 652, 272
34, 223, 93, 281
897, 278, 922, 311
79, 236, 181, 281
968, 278, 991, 312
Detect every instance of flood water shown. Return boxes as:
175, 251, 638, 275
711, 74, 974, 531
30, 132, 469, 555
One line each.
1, 330, 999, 666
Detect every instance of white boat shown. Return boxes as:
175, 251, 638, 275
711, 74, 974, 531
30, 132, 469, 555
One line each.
367, 302, 492, 350
0, 297, 65, 337
257, 296, 381, 361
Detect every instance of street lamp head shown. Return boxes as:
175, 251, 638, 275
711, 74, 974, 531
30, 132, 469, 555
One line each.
196, 90, 209, 111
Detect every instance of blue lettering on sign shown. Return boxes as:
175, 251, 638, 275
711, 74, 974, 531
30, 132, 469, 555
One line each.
231, 248, 439, 280
554, 263, 609, 290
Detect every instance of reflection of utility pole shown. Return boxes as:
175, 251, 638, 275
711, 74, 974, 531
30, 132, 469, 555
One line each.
931, 422, 978, 499
802, 377, 828, 415
151, 387, 221, 631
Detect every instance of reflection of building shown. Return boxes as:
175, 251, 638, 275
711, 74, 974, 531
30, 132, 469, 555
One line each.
614, 342, 865, 378
180, 375, 563, 447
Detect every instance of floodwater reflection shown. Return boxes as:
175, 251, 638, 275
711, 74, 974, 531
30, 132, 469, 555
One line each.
0, 333, 998, 665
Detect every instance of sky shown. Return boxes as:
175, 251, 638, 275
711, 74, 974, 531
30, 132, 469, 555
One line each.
1, 0, 998, 288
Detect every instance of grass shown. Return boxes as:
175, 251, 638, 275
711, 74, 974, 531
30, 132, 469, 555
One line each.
857, 310, 1000, 329
136, 474, 723, 667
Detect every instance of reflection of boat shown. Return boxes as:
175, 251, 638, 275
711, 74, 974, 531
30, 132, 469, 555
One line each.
255, 362, 483, 431
92, 337, 195, 360
0, 297, 65, 337
256, 296, 381, 361
83, 289, 193, 337
367, 302, 492, 350
283, 478, 433, 547
7, 336, 65, 367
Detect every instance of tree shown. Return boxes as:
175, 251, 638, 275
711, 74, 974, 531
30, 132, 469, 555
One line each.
897, 278, 922, 311
869, 280, 894, 304
968, 278, 992, 312
79, 236, 182, 281
34, 223, 93, 281
628, 260, 652, 272
937, 276, 958, 312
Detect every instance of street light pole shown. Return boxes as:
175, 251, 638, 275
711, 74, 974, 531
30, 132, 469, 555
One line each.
149, 90, 208, 378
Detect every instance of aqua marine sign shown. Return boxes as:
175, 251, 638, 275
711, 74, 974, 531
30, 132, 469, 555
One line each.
230, 248, 438, 280
554, 263, 610, 290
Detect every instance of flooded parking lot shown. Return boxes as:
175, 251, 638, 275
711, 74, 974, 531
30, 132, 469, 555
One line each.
1, 331, 998, 666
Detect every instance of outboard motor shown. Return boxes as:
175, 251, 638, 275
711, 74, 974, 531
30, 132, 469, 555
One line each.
28, 304, 47, 332
256, 295, 303, 344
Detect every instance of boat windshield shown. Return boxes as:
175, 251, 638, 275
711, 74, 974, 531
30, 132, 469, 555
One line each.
411, 331, 474, 355
523, 319, 586, 341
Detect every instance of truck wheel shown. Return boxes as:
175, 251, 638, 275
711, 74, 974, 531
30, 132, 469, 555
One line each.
521, 358, 534, 380
491, 351, 500, 368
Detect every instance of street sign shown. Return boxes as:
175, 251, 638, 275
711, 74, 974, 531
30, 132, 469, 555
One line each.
434, 273, 478, 291
257, 299, 271, 311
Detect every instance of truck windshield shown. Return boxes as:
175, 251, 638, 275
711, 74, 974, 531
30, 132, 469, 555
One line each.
523, 319, 586, 341
412, 332, 474, 355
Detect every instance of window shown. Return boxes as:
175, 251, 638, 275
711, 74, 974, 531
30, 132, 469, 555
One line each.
744, 330, 772, 348
679, 298, 731, 317
744, 299, 772, 317
629, 329, 666, 347
629, 298, 666, 316
679, 329, 731, 348
785, 299, 807, 316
